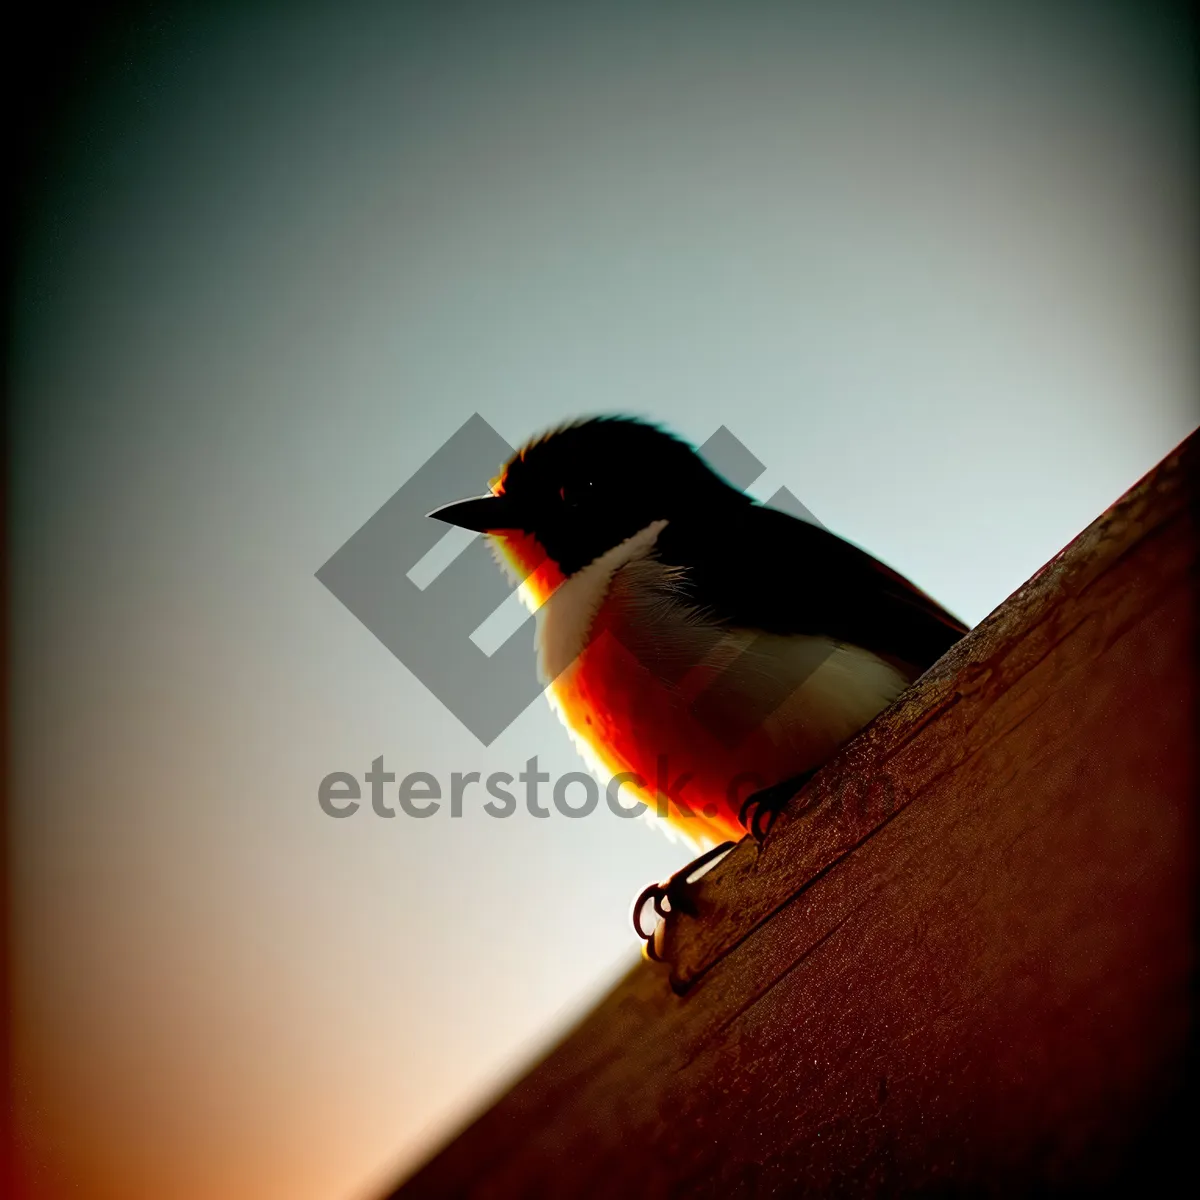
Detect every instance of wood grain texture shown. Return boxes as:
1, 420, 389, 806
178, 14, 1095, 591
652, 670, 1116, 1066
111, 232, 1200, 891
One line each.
388, 433, 1197, 1198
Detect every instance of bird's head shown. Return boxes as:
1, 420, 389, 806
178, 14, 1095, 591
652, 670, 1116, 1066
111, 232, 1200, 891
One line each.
429, 417, 743, 594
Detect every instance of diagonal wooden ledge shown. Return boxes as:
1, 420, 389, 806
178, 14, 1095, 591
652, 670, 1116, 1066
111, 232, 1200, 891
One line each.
387, 431, 1196, 1198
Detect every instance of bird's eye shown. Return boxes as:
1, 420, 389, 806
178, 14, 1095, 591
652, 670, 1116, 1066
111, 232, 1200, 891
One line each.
558, 480, 594, 508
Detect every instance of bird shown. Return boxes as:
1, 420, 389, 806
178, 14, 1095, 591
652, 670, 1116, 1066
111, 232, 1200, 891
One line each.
430, 417, 968, 948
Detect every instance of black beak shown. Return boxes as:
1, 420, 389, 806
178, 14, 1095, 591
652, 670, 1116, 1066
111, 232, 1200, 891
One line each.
427, 493, 523, 533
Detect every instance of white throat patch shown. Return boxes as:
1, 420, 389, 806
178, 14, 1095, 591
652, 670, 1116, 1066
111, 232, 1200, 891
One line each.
535, 519, 669, 681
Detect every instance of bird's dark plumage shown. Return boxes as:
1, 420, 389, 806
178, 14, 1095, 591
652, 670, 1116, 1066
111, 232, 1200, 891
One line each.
440, 414, 967, 675
654, 505, 967, 675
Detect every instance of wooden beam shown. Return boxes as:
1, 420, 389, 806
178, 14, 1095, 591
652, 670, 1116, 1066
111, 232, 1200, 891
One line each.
387, 432, 1197, 1197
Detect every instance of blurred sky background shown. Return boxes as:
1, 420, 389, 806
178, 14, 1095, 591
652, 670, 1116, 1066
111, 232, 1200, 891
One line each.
8, 1, 1197, 1197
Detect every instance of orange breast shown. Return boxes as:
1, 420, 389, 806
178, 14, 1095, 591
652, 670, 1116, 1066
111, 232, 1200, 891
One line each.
492, 526, 810, 848
488, 529, 565, 607
548, 618, 809, 850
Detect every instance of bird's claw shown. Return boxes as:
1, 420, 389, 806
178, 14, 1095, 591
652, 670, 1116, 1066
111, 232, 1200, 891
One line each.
738, 769, 818, 844
632, 841, 737, 955
738, 789, 780, 843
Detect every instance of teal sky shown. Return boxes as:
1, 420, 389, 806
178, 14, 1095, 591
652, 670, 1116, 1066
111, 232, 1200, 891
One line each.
10, 3, 1196, 1198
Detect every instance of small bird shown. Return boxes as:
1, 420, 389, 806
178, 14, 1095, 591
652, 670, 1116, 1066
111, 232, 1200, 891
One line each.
431, 417, 967, 944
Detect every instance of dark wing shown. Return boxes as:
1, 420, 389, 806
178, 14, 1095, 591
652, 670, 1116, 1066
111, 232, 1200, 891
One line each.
655, 504, 969, 672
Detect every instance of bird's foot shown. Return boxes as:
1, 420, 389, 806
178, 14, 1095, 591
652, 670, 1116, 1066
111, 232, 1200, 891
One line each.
633, 841, 737, 959
738, 768, 819, 844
